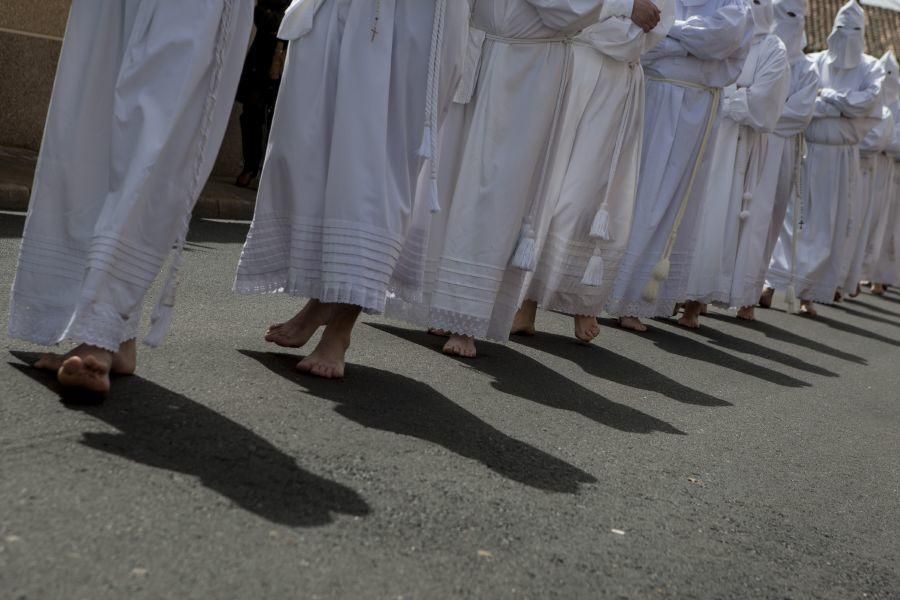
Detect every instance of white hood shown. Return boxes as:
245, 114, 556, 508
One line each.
773, 0, 807, 62
880, 50, 900, 106
751, 0, 776, 37
826, 0, 866, 70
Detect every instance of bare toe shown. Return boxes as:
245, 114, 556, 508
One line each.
35, 353, 64, 371
736, 307, 755, 321
677, 316, 700, 330
574, 316, 600, 343
58, 356, 111, 395
443, 335, 476, 358
618, 317, 648, 332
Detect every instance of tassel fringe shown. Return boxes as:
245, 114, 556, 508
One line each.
589, 207, 612, 241
427, 177, 440, 213
785, 284, 798, 314
739, 210, 751, 221
641, 257, 671, 303
418, 126, 434, 160
581, 253, 605, 287
510, 223, 537, 272
145, 303, 175, 348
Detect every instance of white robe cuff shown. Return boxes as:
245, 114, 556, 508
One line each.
725, 87, 749, 121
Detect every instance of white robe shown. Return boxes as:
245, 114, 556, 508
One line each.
843, 106, 895, 289
684, 31, 790, 308
234, 0, 467, 314
766, 51, 884, 303
873, 99, 900, 284
605, 0, 752, 318
8, 0, 253, 352
522, 1, 675, 318
760, 56, 820, 296
386, 0, 612, 341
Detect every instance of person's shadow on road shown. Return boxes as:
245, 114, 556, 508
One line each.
701, 312, 867, 366
239, 349, 598, 494
511, 331, 732, 406
635, 320, 812, 388
366, 324, 686, 436
8, 352, 370, 528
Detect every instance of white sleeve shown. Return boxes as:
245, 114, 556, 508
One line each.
526, 0, 606, 32
725, 39, 791, 132
667, 0, 751, 61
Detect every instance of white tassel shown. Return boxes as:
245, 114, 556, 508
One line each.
589, 206, 612, 241
581, 252, 605, 287
740, 210, 751, 221
650, 257, 670, 281
742, 192, 753, 202
641, 257, 670, 303
510, 222, 537, 271
145, 303, 174, 348
641, 278, 661, 304
417, 126, 434, 159
785, 284, 798, 314
427, 177, 440, 213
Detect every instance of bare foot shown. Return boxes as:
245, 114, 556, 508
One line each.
55, 345, 116, 395
35, 340, 137, 380
511, 300, 538, 336
574, 315, 600, 343
736, 306, 756, 321
678, 301, 703, 329
618, 316, 647, 332
699, 303, 709, 316
443, 334, 476, 358
833, 289, 844, 303
799, 300, 818, 318
759, 287, 775, 308
849, 283, 861, 298
428, 328, 451, 337
871, 283, 886, 296
296, 305, 360, 379
266, 299, 335, 348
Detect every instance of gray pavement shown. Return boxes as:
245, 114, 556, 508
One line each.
1, 212, 899, 599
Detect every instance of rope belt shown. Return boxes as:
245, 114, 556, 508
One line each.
786, 134, 806, 313
453, 25, 578, 272
640, 76, 721, 303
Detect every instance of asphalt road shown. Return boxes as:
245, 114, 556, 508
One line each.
1, 212, 898, 599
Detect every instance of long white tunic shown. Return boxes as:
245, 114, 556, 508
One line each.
522, 1, 675, 317
873, 98, 900, 284
684, 31, 790, 308
235, 0, 468, 314
386, 0, 611, 341
760, 56, 819, 294
8, 0, 253, 352
842, 105, 896, 289
605, 0, 752, 318
766, 51, 884, 303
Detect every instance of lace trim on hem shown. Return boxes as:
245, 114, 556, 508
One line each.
234, 274, 388, 314
427, 306, 494, 341
604, 297, 680, 319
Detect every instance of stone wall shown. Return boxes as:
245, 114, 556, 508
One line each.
0, 0, 245, 178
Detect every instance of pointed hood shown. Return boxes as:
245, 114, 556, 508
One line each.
773, 0, 807, 62
879, 50, 899, 107
826, 0, 866, 70
751, 0, 776, 38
